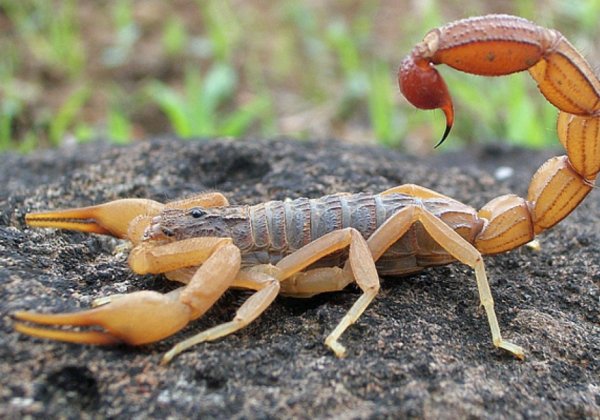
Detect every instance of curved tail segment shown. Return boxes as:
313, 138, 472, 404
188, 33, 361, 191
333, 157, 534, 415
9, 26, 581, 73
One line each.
398, 52, 454, 146
398, 14, 600, 148
399, 14, 599, 254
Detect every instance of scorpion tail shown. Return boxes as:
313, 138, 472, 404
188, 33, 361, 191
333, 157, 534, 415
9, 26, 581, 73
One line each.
398, 54, 455, 147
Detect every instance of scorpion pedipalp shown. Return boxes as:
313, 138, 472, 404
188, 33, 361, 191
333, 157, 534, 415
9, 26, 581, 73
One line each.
13, 291, 192, 346
25, 198, 164, 241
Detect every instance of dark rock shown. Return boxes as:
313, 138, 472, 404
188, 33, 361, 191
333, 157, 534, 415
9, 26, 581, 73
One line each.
0, 138, 598, 418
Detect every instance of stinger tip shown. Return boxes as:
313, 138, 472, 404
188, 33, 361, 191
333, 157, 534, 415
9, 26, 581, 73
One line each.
434, 123, 452, 148
433, 101, 454, 148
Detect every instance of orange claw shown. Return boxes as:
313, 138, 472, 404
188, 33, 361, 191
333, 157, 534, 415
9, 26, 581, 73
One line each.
13, 291, 192, 346
25, 198, 164, 240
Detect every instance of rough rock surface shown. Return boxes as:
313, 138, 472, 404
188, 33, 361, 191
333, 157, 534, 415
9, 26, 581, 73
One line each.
0, 138, 598, 418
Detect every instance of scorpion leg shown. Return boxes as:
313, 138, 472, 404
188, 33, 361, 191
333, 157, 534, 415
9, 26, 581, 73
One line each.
367, 204, 525, 359
163, 264, 354, 363
14, 237, 241, 348
275, 228, 380, 357
280, 267, 355, 298
92, 236, 237, 307
161, 266, 281, 364
381, 184, 455, 200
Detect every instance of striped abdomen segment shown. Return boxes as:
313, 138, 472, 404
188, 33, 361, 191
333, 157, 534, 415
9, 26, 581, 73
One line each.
240, 193, 483, 275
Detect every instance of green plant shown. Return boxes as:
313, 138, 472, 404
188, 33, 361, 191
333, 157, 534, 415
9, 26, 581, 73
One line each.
49, 87, 90, 146
103, 0, 139, 68
0, 100, 17, 150
197, 0, 240, 62
3, 0, 85, 77
107, 107, 133, 145
162, 17, 188, 56
367, 61, 405, 147
1, 0, 598, 153
146, 64, 270, 138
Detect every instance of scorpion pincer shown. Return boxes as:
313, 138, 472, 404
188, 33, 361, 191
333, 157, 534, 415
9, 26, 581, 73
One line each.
14, 14, 599, 364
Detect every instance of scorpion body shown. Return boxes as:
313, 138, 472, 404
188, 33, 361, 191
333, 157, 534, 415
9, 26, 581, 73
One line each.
13, 15, 600, 364
155, 192, 482, 277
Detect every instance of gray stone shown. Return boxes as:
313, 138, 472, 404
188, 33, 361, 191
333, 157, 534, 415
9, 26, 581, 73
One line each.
0, 138, 598, 418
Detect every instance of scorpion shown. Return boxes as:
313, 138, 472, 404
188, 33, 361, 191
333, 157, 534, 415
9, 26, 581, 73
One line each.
14, 15, 600, 365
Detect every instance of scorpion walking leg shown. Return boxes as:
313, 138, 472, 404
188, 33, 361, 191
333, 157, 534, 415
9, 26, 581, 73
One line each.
162, 256, 355, 363
163, 265, 355, 298
368, 204, 524, 359
92, 236, 239, 307
276, 228, 380, 357
161, 267, 280, 364
280, 267, 355, 298
381, 184, 455, 200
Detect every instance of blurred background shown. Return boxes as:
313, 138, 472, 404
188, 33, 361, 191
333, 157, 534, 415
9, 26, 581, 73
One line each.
1, 0, 599, 154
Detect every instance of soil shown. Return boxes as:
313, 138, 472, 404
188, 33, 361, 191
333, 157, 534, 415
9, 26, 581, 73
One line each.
0, 138, 598, 418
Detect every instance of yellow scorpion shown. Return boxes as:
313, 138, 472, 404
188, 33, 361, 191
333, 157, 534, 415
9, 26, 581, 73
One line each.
14, 15, 600, 364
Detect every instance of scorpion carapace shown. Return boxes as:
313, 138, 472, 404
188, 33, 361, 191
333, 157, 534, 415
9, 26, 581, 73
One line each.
14, 14, 599, 364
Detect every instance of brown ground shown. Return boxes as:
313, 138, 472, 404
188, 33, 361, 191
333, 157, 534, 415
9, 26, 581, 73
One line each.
0, 138, 598, 418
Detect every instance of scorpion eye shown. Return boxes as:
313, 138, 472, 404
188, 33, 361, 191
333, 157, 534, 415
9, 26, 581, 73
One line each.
190, 208, 205, 219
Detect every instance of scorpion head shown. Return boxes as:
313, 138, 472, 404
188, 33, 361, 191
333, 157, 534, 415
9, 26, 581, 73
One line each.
145, 206, 233, 241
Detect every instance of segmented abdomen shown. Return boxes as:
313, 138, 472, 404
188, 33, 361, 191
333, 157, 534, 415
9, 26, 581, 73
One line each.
236, 192, 482, 276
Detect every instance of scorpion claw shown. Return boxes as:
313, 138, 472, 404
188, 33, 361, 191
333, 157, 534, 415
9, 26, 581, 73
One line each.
13, 291, 192, 346
25, 198, 164, 240
13, 321, 122, 345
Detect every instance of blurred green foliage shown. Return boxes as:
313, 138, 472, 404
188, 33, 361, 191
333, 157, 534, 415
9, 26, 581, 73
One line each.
1, 0, 599, 152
